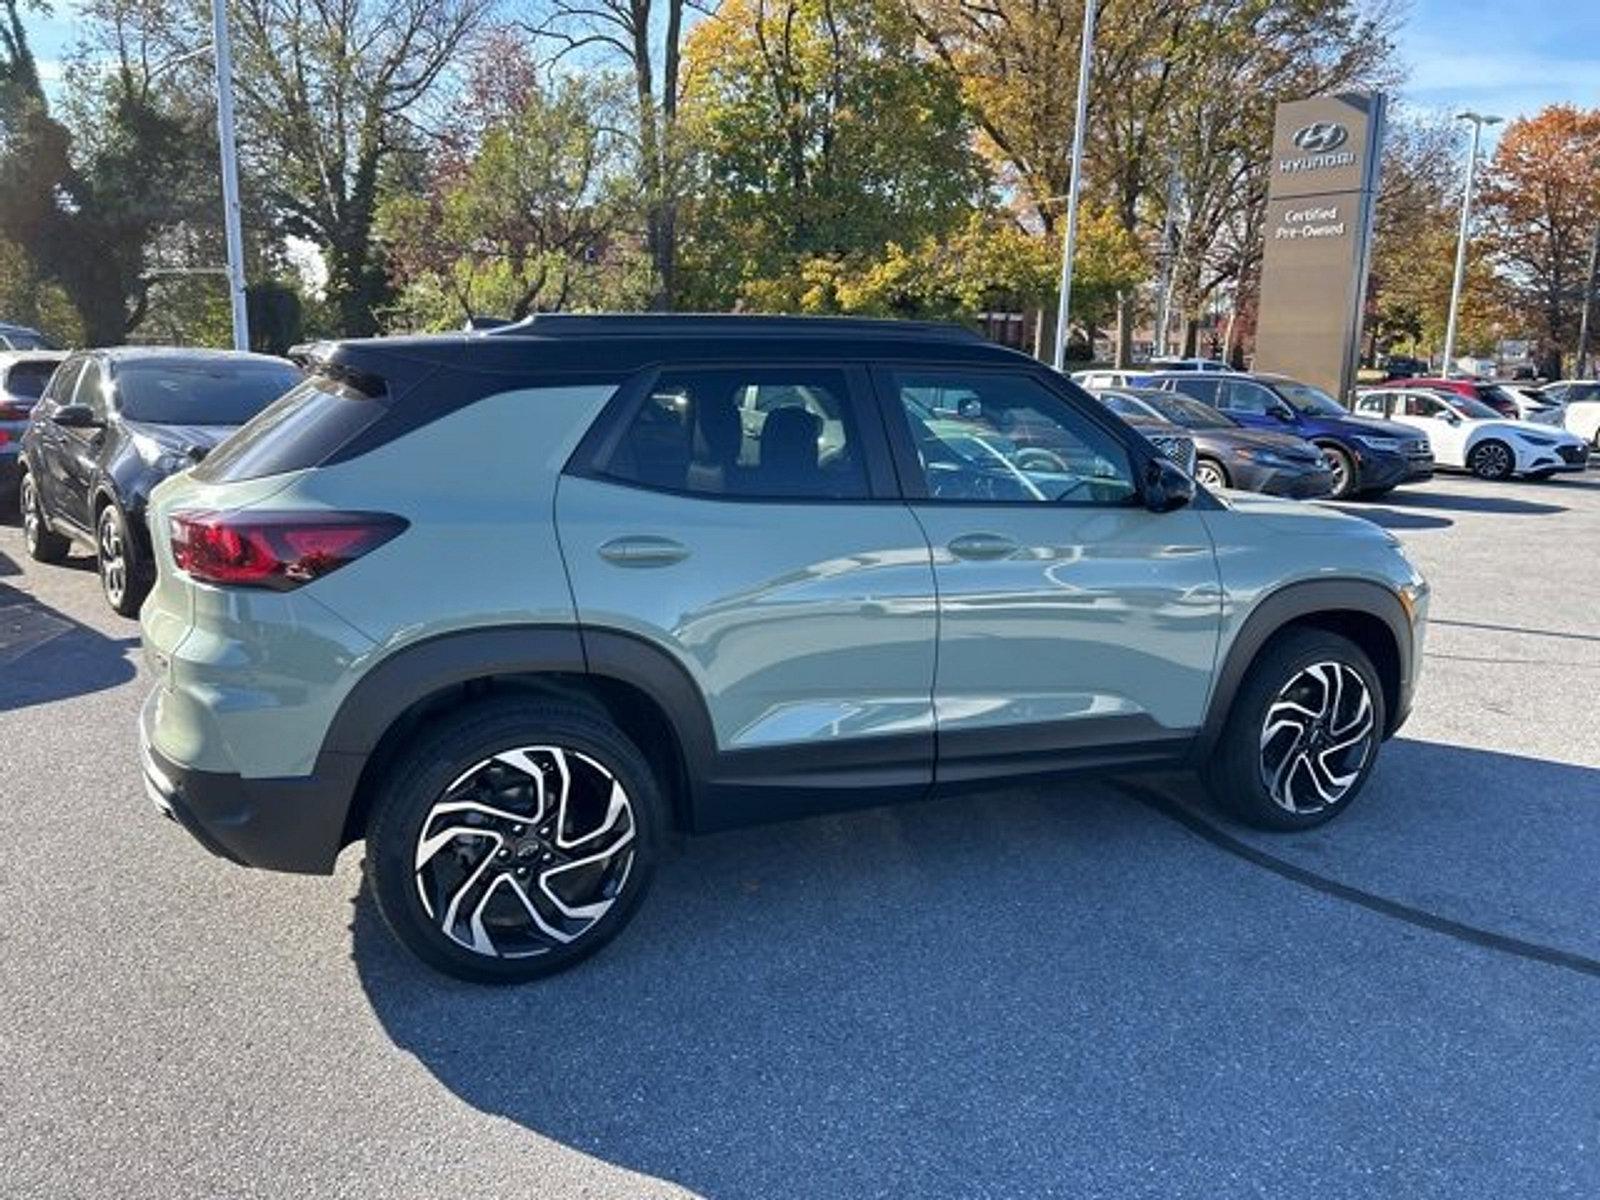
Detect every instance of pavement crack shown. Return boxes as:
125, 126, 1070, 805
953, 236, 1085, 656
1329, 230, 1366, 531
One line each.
1119, 780, 1600, 982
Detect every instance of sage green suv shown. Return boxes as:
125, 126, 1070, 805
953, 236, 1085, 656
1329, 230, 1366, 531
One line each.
138, 316, 1429, 983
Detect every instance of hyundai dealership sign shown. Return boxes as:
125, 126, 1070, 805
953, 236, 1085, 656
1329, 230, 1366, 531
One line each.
1254, 93, 1387, 400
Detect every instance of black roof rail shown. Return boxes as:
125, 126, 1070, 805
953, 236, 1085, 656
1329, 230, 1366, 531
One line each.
479, 312, 984, 342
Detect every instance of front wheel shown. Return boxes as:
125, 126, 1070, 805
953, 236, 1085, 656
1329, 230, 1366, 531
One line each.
1204, 629, 1386, 831
366, 698, 662, 983
1320, 444, 1358, 499
96, 502, 151, 617
1194, 457, 1229, 489
1467, 438, 1515, 481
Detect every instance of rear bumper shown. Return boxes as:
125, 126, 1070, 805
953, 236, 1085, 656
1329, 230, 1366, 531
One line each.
140, 693, 360, 875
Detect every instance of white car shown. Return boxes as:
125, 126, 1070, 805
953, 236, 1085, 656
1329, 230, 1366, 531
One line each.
1354, 387, 1589, 480
1538, 381, 1600, 448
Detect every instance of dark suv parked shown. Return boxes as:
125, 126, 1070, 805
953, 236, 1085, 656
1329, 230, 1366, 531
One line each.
1151, 372, 1433, 499
138, 316, 1427, 983
19, 348, 300, 615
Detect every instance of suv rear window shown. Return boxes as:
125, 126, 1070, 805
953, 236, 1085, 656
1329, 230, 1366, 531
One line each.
3, 360, 57, 400
192, 376, 387, 483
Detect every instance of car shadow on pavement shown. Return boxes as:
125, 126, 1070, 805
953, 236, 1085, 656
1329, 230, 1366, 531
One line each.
0, 575, 138, 711
1369, 488, 1565, 516
350, 741, 1600, 1198
1328, 503, 1452, 530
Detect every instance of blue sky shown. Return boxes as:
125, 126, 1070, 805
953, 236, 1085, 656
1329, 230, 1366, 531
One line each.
18, 0, 1600, 128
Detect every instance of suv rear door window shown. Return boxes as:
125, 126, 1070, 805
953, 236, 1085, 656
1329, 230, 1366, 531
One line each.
601, 367, 869, 500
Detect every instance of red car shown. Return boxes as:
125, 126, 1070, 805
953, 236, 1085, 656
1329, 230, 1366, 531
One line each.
1387, 377, 1521, 419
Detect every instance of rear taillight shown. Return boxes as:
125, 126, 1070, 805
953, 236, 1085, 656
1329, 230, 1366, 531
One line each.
0, 404, 27, 421
169, 510, 407, 591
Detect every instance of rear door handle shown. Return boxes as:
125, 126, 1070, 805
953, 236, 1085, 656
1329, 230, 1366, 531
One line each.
597, 536, 690, 567
947, 532, 1020, 561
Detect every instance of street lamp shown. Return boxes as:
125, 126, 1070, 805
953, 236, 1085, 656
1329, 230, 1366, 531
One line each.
150, 8, 250, 351
1441, 110, 1500, 377
1051, 0, 1098, 371
210, 0, 249, 351
1575, 155, 1600, 378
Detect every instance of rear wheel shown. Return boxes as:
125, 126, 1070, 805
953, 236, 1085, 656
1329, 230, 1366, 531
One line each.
1467, 438, 1514, 480
1204, 629, 1386, 831
366, 698, 662, 983
20, 471, 69, 564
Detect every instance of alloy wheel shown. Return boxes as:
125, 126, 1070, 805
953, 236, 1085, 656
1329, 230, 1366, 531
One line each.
1258, 661, 1376, 815
98, 508, 126, 608
1194, 460, 1227, 489
21, 475, 40, 552
1469, 441, 1512, 480
413, 745, 636, 959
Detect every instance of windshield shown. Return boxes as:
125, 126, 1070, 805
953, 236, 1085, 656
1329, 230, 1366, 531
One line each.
1, 328, 59, 351
1442, 393, 1502, 421
1272, 380, 1347, 416
115, 360, 301, 425
1480, 385, 1525, 409
1564, 382, 1600, 404
1140, 392, 1238, 429
1100, 392, 1158, 420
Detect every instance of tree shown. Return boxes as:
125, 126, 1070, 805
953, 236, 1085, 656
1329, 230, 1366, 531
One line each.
378, 47, 647, 327
1478, 105, 1600, 376
522, 0, 687, 308
677, 0, 983, 310
219, 0, 492, 335
0, 0, 213, 342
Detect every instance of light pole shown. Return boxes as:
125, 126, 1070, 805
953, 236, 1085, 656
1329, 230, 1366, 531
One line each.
210, 0, 249, 351
1441, 110, 1500, 376
1576, 158, 1600, 378
1051, 0, 1098, 371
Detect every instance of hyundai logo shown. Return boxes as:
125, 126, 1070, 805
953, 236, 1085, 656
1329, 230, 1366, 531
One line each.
1292, 122, 1349, 153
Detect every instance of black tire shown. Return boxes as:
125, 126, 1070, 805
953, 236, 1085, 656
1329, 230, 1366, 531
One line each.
1203, 628, 1387, 831
19, 470, 69, 564
1467, 438, 1515, 481
95, 501, 151, 618
1320, 444, 1358, 499
366, 697, 663, 984
1193, 456, 1230, 489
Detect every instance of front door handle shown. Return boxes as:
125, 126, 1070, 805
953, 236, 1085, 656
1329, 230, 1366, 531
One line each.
947, 532, 1020, 561
598, 536, 690, 567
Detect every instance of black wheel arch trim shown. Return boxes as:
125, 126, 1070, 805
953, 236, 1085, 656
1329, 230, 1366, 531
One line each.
1194, 577, 1415, 760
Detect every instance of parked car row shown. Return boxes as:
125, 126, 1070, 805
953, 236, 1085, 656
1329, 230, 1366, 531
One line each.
1075, 368, 1437, 501
15, 347, 302, 613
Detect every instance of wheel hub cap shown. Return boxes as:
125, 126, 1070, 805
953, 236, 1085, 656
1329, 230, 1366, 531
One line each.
1259, 661, 1376, 815
413, 746, 635, 959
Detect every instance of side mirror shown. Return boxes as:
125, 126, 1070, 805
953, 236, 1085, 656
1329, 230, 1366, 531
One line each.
53, 403, 103, 429
1143, 455, 1196, 512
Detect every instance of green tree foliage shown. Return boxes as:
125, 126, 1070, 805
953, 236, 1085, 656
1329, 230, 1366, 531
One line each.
378, 48, 650, 328
677, 0, 984, 309
0, 0, 212, 343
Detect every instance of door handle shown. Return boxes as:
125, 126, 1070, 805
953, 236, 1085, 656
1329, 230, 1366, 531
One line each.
597, 536, 690, 567
947, 532, 1020, 561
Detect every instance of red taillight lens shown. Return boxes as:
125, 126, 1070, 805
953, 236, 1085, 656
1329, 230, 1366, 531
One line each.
169, 510, 407, 590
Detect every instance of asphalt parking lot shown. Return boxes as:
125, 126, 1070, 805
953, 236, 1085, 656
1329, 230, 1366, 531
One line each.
2, 471, 1598, 1199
